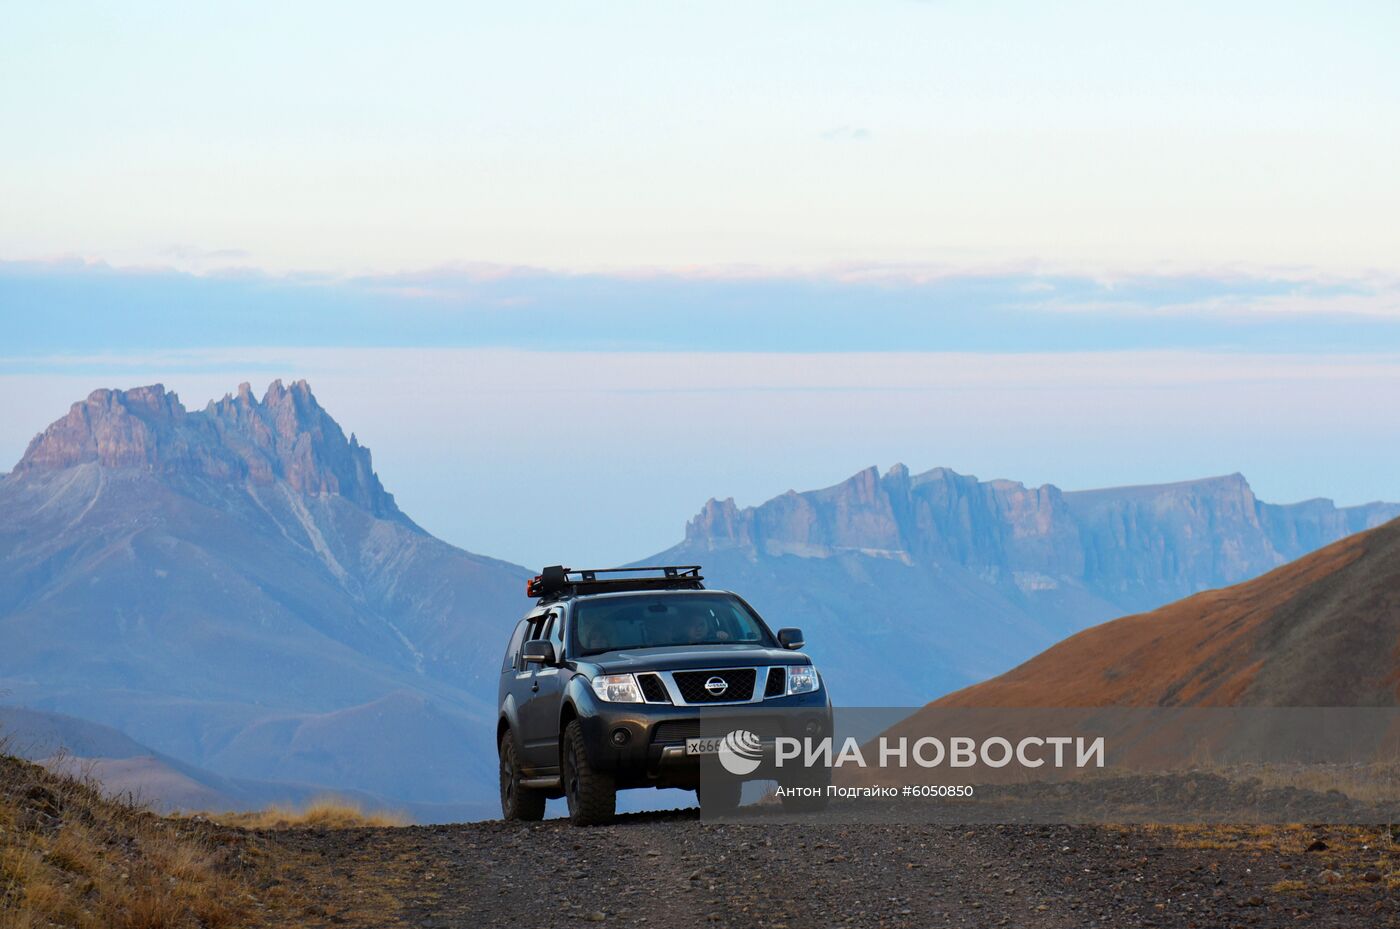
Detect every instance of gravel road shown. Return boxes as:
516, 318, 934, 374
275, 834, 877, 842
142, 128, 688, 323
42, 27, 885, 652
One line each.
266, 810, 1396, 928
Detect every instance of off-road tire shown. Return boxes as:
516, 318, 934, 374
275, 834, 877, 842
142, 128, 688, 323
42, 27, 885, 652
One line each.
562, 720, 616, 826
499, 732, 547, 821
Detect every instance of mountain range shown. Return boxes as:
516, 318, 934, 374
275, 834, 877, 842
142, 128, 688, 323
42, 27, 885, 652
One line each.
650, 465, 1400, 704
2, 381, 1395, 816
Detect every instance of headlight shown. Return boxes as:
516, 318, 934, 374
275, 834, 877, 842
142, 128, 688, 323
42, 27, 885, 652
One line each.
786, 665, 819, 695
590, 673, 644, 703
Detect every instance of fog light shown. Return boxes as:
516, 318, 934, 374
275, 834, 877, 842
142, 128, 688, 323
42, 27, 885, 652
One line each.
611, 728, 631, 746
804, 720, 823, 736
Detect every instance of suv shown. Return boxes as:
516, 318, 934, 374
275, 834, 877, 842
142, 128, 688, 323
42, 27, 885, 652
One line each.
497, 565, 832, 825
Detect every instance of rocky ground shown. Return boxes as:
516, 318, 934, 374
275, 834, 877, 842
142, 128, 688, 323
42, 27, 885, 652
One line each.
266, 810, 1397, 929
10, 749, 1393, 928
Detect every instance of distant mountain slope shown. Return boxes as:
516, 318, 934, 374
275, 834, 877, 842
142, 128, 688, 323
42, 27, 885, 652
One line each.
650, 465, 1398, 704
934, 515, 1400, 708
0, 705, 384, 813
0, 382, 529, 812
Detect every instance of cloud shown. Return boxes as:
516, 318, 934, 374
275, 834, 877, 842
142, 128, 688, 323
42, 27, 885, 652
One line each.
1021, 282, 1400, 320
5, 259, 1400, 363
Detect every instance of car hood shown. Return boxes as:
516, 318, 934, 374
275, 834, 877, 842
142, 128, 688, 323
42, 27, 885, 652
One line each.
576, 644, 809, 674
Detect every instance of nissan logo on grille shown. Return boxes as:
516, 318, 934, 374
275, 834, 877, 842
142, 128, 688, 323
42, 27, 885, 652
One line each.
673, 668, 757, 703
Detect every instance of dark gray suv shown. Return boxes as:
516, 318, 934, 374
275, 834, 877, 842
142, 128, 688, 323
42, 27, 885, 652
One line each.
497, 565, 832, 825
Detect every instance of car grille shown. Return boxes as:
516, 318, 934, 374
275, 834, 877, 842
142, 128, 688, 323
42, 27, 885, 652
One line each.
672, 668, 756, 704
764, 667, 786, 697
651, 716, 788, 744
651, 719, 701, 744
637, 672, 670, 703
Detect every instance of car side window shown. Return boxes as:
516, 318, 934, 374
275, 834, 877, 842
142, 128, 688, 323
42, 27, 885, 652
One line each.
548, 610, 565, 657
502, 619, 528, 673
519, 613, 550, 667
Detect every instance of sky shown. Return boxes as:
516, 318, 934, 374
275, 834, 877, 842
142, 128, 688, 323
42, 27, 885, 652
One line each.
3, 3, 1400, 566
4, 1, 1399, 275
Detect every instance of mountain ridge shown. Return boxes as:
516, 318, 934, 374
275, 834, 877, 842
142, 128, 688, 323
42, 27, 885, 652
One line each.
675, 463, 1397, 600
654, 464, 1399, 705
0, 381, 528, 814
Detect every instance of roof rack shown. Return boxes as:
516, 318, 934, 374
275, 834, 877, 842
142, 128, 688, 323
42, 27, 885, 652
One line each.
526, 565, 704, 601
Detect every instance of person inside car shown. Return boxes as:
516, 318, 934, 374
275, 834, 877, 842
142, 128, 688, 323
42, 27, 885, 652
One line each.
684, 612, 730, 644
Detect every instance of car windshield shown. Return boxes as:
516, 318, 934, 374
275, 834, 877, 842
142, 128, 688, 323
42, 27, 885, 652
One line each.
571, 593, 774, 656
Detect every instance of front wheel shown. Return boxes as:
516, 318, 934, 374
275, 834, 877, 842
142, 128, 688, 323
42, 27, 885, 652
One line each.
499, 732, 547, 821
562, 720, 616, 826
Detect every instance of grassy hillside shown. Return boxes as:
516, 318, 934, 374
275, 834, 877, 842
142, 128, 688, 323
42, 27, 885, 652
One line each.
934, 515, 1400, 708
0, 751, 317, 929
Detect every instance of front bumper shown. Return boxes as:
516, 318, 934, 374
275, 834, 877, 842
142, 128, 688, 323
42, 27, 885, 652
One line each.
574, 686, 832, 786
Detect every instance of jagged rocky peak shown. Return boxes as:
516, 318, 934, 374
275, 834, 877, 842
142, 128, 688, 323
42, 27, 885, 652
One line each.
15, 384, 192, 473
15, 380, 406, 522
684, 497, 749, 549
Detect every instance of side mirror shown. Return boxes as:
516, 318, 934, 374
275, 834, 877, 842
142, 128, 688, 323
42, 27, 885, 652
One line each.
521, 639, 556, 666
777, 627, 805, 650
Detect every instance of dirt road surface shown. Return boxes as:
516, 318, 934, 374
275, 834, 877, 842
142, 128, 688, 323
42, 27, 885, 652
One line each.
265, 810, 1396, 928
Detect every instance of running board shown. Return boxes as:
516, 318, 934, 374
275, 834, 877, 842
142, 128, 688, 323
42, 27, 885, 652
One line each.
519, 775, 561, 789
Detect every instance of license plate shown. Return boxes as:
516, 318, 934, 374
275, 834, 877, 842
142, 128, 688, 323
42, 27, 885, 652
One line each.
685, 737, 725, 756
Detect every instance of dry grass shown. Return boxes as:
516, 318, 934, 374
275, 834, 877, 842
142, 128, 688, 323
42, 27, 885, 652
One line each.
0, 750, 313, 929
191, 797, 411, 830
1143, 823, 1400, 895
1224, 761, 1400, 804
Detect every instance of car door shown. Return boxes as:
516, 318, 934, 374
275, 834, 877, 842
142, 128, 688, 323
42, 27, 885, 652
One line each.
501, 615, 529, 714
509, 611, 546, 759
520, 608, 566, 771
